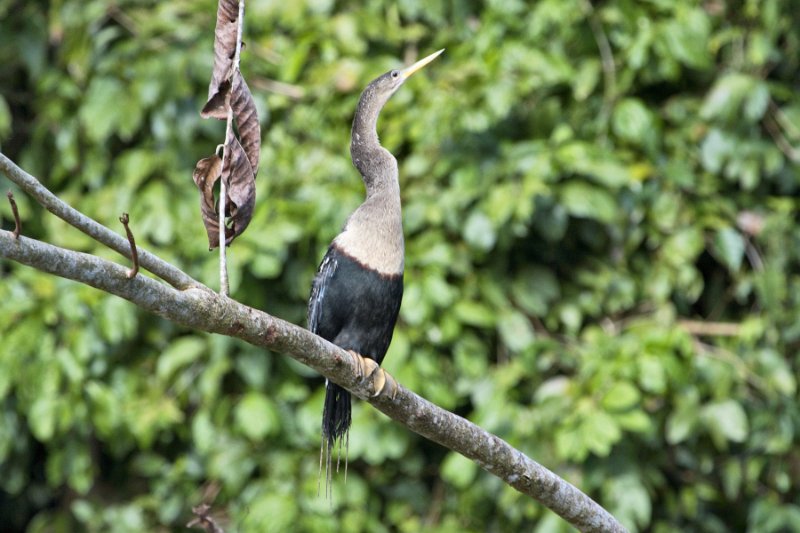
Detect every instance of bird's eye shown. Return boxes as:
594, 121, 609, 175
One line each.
390, 70, 400, 78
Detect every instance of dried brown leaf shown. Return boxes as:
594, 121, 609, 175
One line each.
231, 70, 260, 176
200, 79, 231, 120
207, 0, 240, 102
221, 134, 256, 245
196, 0, 258, 247
192, 154, 224, 249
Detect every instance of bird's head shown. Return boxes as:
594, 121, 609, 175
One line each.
363, 49, 445, 108
350, 49, 444, 185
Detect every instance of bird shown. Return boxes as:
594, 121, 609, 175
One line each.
308, 49, 444, 493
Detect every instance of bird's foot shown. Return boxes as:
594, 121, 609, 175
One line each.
347, 350, 369, 381
371, 368, 399, 400
346, 351, 399, 400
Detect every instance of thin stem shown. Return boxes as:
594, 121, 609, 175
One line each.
583, 0, 616, 142
764, 107, 800, 163
234, 0, 245, 64
187, 503, 225, 533
678, 319, 741, 337
118, 212, 139, 278
217, 0, 246, 296
219, 123, 230, 296
6, 191, 20, 239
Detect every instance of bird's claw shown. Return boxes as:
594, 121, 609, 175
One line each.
346, 351, 398, 400
347, 350, 368, 381
360, 356, 380, 382
373, 368, 399, 400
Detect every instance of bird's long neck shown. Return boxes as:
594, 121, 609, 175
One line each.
350, 84, 398, 198
335, 83, 404, 276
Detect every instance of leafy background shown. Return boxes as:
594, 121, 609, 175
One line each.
1, 0, 799, 531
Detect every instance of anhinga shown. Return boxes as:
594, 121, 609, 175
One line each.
308, 49, 444, 488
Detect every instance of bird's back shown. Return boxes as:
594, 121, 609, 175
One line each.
309, 243, 403, 364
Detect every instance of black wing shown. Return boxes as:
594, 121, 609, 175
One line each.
308, 249, 338, 336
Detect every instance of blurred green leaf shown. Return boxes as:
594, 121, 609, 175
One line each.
0, 94, 11, 140
29, 397, 58, 442
661, 8, 711, 69
701, 128, 734, 173
157, 337, 206, 382
558, 143, 632, 188
235, 392, 279, 441
79, 77, 131, 143
712, 227, 746, 272
602, 382, 641, 411
560, 181, 617, 223
512, 265, 560, 317
453, 300, 496, 327
497, 310, 535, 353
702, 400, 748, 447
666, 394, 699, 444
607, 474, 652, 531
463, 211, 496, 252
441, 452, 477, 489
702, 73, 752, 122
584, 411, 622, 457
613, 98, 657, 150
615, 409, 651, 433
702, 73, 771, 124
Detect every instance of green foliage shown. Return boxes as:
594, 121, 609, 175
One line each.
1, 0, 800, 531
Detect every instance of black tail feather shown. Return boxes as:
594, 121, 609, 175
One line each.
319, 381, 351, 499
323, 382, 352, 445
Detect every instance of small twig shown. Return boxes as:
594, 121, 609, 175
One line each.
692, 339, 768, 392
771, 99, 800, 140
219, 141, 230, 296
118, 213, 139, 278
678, 319, 741, 337
763, 110, 800, 163
106, 5, 139, 36
187, 504, 225, 533
248, 76, 306, 100
6, 191, 20, 239
744, 241, 764, 271
583, 0, 617, 141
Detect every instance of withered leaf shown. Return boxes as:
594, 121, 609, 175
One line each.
192, 154, 224, 249
231, 70, 260, 176
207, 0, 240, 102
221, 134, 256, 245
200, 79, 231, 120
195, 0, 259, 249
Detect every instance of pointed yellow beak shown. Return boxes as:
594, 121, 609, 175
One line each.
400, 49, 445, 79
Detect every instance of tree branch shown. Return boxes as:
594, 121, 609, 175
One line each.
0, 152, 200, 290
0, 229, 625, 532
0, 154, 626, 532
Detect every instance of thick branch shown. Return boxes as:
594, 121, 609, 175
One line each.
0, 230, 625, 532
0, 152, 200, 290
